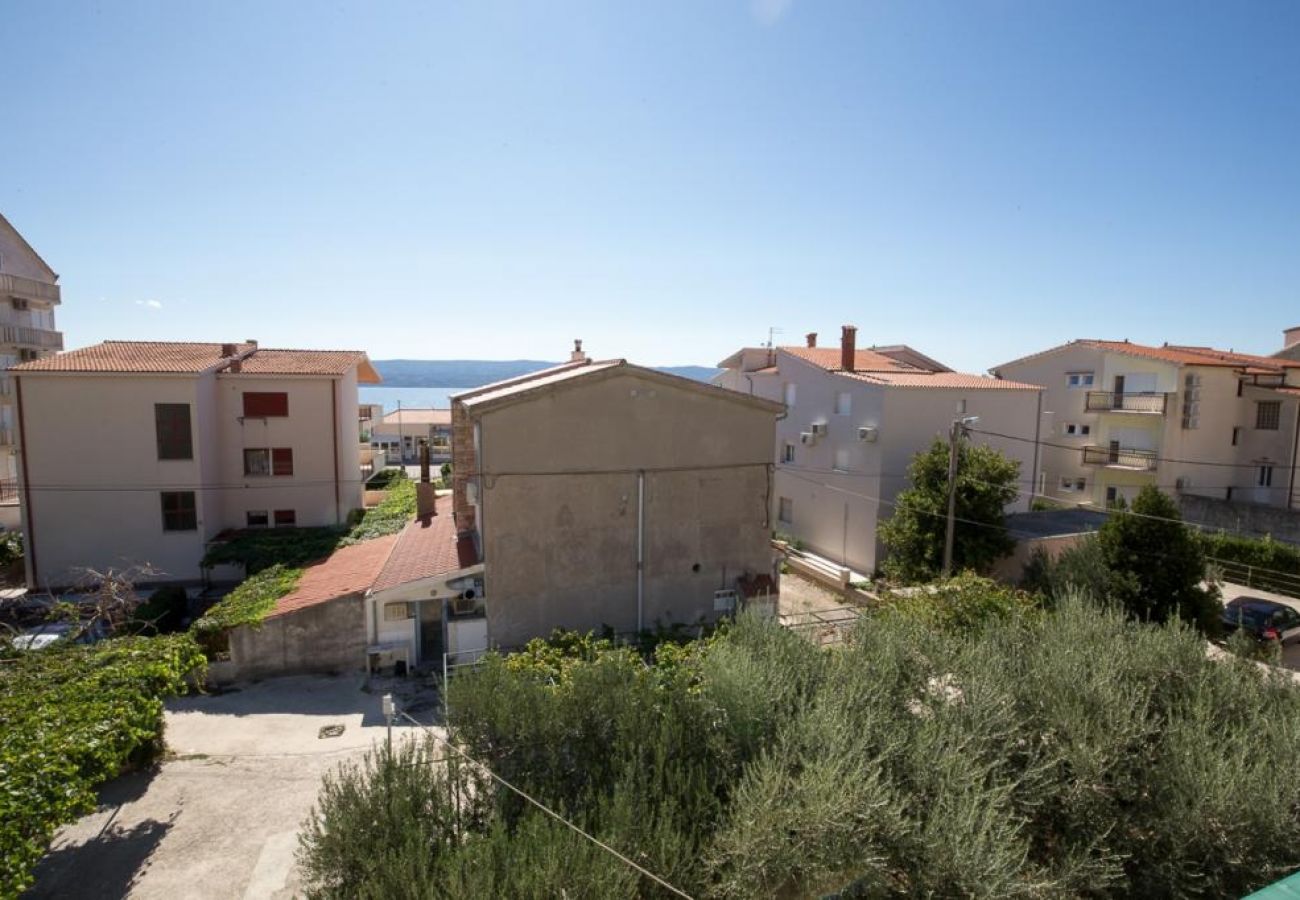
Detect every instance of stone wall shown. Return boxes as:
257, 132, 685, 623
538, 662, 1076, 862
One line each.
227, 593, 366, 682
1179, 494, 1300, 545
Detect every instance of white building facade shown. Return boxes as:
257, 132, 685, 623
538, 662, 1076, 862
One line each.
993, 337, 1300, 510
11, 341, 380, 588
717, 326, 1043, 575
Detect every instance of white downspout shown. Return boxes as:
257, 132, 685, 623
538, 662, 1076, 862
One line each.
637, 470, 645, 633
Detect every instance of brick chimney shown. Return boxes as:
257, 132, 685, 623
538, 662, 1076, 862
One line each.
416, 439, 436, 518
221, 343, 236, 357
1285, 326, 1300, 350
570, 339, 588, 363
840, 325, 857, 372
806, 332, 817, 348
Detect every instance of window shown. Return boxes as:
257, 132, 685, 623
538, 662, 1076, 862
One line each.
1059, 476, 1086, 492
1258, 465, 1274, 487
1062, 423, 1091, 437
383, 602, 414, 621
778, 497, 793, 524
783, 383, 796, 408
154, 403, 193, 460
274, 509, 297, 526
782, 442, 795, 464
1256, 401, 1281, 430
1067, 372, 1095, 389
242, 392, 289, 418
243, 448, 293, 476
1105, 486, 1119, 506
246, 510, 269, 528
1232, 426, 1241, 446
272, 447, 294, 476
160, 491, 197, 531
18, 349, 37, 362
11, 298, 28, 311
833, 447, 851, 472
834, 391, 851, 416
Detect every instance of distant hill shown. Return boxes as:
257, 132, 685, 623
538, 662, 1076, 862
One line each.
372, 360, 721, 387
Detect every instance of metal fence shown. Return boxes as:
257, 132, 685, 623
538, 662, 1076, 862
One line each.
1209, 557, 1300, 600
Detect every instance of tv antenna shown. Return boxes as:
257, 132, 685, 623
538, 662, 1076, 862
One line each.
764, 326, 784, 348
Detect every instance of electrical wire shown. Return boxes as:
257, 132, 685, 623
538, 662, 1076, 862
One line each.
396, 709, 695, 900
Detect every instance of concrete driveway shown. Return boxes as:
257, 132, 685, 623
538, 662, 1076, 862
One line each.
1220, 581, 1300, 672
27, 674, 442, 900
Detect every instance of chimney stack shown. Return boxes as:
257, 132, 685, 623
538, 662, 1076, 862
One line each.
221, 343, 236, 357
416, 439, 436, 518
840, 325, 857, 372
570, 339, 588, 363
1285, 326, 1300, 350
806, 332, 817, 348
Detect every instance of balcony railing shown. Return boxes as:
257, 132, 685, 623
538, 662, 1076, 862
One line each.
1084, 391, 1170, 414
0, 324, 62, 351
1082, 444, 1158, 471
0, 272, 60, 305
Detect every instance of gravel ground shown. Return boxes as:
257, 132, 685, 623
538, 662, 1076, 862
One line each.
27, 674, 442, 900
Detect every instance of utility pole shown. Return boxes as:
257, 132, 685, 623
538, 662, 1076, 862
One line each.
942, 415, 980, 577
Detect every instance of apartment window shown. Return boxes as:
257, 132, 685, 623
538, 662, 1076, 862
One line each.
1067, 372, 1095, 389
1231, 426, 1241, 446
11, 298, 28, 311
1059, 477, 1086, 492
242, 391, 289, 418
782, 442, 795, 464
384, 601, 414, 621
154, 403, 193, 460
833, 447, 851, 472
18, 349, 37, 362
274, 509, 297, 526
1062, 423, 1091, 437
1105, 486, 1119, 506
834, 391, 852, 416
1256, 401, 1281, 430
160, 491, 197, 532
246, 510, 269, 528
783, 382, 796, 408
243, 448, 294, 476
1259, 465, 1274, 488
778, 496, 793, 525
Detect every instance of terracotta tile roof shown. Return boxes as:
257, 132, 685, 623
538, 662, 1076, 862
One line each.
781, 346, 924, 373
996, 339, 1300, 374
847, 371, 1042, 390
372, 495, 479, 593
11, 340, 380, 380
11, 341, 254, 374
379, 408, 451, 426
268, 533, 401, 619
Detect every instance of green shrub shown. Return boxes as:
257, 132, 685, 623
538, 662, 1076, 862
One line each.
0, 530, 23, 570
191, 564, 302, 639
365, 467, 406, 490
1198, 531, 1300, 597
201, 526, 344, 575
881, 572, 1042, 632
0, 634, 205, 896
342, 476, 416, 544
131, 585, 190, 635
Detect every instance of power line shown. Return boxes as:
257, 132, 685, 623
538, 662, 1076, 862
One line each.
969, 425, 1297, 471
397, 709, 695, 899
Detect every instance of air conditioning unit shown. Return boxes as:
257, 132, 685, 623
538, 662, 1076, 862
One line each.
857, 426, 878, 443
799, 432, 816, 445
1175, 476, 1191, 491
811, 422, 828, 437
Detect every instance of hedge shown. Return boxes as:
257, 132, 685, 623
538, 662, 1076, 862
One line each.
0, 633, 206, 896
1199, 532, 1300, 597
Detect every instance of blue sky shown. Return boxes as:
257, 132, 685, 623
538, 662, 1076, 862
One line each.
3, 1, 1298, 371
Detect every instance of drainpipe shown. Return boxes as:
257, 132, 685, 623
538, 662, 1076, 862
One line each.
15, 376, 35, 588
1031, 389, 1043, 508
1289, 400, 1300, 510
637, 470, 645, 633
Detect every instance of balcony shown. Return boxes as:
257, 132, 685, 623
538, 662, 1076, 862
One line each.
0, 272, 60, 305
1084, 391, 1169, 414
1082, 444, 1158, 471
0, 324, 62, 352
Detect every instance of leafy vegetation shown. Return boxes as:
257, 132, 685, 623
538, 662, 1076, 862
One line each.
342, 475, 417, 543
365, 466, 407, 490
190, 564, 303, 641
1198, 530, 1300, 597
879, 437, 1020, 582
300, 595, 1300, 898
0, 530, 23, 571
130, 585, 191, 635
0, 633, 206, 896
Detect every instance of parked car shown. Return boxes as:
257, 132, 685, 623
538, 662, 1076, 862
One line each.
9, 619, 108, 651
1221, 597, 1300, 646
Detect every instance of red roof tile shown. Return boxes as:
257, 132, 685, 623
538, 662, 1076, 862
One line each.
371, 495, 479, 593
848, 371, 1042, 390
782, 346, 924, 373
11, 341, 380, 380
997, 339, 1300, 374
268, 534, 401, 618
227, 349, 376, 378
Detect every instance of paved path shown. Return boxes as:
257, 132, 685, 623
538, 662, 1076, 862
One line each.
28, 674, 441, 899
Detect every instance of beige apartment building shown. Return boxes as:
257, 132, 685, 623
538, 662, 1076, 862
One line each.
0, 214, 63, 503
449, 345, 783, 648
992, 334, 1300, 510
11, 341, 380, 588
370, 407, 452, 463
716, 326, 1043, 576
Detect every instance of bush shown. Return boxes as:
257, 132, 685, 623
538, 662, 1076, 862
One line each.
190, 564, 302, 642
300, 600, 1300, 898
342, 476, 417, 544
0, 634, 205, 896
0, 530, 23, 570
365, 467, 406, 490
131, 585, 190, 635
1198, 531, 1300, 597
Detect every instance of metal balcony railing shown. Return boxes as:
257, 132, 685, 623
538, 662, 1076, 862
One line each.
1084, 391, 1169, 414
1082, 445, 1159, 471
0, 324, 63, 351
